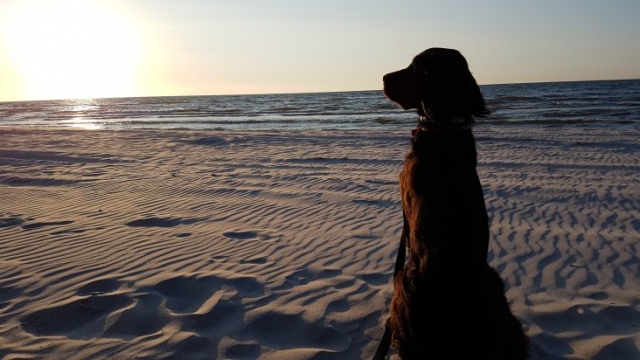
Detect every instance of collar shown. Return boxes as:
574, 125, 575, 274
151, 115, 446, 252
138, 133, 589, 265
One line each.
418, 116, 468, 124
412, 116, 471, 136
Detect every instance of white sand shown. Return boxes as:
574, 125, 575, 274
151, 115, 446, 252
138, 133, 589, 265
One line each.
0, 127, 638, 359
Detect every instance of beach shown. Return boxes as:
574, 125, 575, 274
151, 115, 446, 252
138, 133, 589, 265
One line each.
0, 127, 639, 359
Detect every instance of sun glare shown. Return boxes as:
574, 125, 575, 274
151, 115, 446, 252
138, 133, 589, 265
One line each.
3, 0, 144, 100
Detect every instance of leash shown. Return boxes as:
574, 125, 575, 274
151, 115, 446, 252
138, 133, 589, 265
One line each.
372, 211, 408, 360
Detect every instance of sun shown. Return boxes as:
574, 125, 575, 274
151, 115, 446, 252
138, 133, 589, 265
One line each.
2, 0, 144, 100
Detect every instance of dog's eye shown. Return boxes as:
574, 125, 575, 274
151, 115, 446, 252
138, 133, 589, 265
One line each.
411, 64, 428, 77
411, 64, 428, 80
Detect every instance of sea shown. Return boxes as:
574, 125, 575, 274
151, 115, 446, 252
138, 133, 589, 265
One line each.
0, 79, 638, 131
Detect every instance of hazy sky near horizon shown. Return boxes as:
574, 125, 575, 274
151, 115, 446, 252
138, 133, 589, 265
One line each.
1, 0, 639, 101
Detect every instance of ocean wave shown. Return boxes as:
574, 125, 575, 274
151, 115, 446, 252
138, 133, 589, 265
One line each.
1, 80, 639, 131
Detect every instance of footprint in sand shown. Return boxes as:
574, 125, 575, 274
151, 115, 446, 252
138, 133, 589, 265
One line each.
21, 220, 74, 231
224, 343, 261, 359
223, 231, 259, 240
77, 278, 123, 296
21, 273, 267, 342
151, 275, 227, 314
0, 216, 25, 228
222, 230, 275, 242
237, 313, 350, 352
17, 281, 129, 339
532, 304, 640, 336
360, 273, 389, 286
151, 274, 266, 314
351, 233, 378, 241
125, 216, 203, 228
161, 275, 268, 340
170, 334, 215, 359
593, 338, 640, 359
21, 293, 134, 339
241, 256, 268, 265
278, 268, 343, 290
327, 298, 351, 313
101, 292, 169, 340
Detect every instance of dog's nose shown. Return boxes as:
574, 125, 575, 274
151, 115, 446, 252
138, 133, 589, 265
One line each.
383, 73, 397, 84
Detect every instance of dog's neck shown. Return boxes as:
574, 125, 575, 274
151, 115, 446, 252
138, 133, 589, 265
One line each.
418, 115, 467, 125
412, 116, 471, 136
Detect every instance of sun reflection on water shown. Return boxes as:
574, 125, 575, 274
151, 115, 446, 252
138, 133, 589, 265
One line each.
59, 100, 103, 129
62, 117, 104, 130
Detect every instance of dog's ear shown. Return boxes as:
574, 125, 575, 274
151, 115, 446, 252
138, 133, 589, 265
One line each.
419, 49, 489, 124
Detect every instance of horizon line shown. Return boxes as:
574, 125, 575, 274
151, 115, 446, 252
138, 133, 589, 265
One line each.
2, 77, 638, 104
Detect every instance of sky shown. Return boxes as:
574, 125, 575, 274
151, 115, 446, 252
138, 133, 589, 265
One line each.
0, 0, 639, 102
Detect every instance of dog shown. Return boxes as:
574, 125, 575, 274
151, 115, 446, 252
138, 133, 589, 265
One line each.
381, 48, 529, 359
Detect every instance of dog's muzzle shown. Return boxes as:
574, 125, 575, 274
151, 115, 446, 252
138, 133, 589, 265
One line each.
383, 68, 416, 107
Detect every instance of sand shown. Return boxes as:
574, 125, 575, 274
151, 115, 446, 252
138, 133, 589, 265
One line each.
0, 127, 639, 359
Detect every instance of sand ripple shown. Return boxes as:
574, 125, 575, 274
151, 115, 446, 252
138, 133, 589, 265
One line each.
0, 128, 638, 359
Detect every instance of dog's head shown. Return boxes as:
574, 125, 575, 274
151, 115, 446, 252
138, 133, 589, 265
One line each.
383, 47, 488, 126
